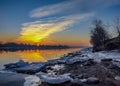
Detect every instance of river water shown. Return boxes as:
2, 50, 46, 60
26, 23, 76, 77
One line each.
0, 48, 82, 69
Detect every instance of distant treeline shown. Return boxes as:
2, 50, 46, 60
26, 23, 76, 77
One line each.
0, 42, 70, 51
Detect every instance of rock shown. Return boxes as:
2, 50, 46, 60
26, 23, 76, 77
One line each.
115, 76, 120, 81
24, 75, 41, 86
71, 79, 84, 85
87, 77, 99, 84
66, 57, 86, 65
36, 72, 72, 84
112, 60, 120, 68
4, 60, 29, 69
84, 59, 95, 66
80, 79, 88, 83
70, 74, 83, 79
101, 58, 113, 62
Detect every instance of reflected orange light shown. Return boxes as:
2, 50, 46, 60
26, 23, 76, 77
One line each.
17, 50, 47, 62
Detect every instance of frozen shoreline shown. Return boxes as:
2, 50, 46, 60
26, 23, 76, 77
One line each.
1, 47, 120, 86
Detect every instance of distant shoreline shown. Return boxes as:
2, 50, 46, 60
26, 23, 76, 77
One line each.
0, 42, 85, 52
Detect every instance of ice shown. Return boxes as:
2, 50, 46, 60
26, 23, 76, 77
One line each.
24, 75, 41, 86
36, 72, 72, 84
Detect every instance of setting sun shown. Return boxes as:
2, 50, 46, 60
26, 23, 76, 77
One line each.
16, 21, 72, 44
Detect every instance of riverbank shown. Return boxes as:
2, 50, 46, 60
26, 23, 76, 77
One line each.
1, 47, 120, 86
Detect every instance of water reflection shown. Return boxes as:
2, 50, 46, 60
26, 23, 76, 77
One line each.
17, 50, 47, 62
0, 48, 82, 69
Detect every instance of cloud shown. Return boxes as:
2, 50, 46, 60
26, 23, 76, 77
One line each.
17, 21, 72, 43
30, 0, 120, 18
30, 0, 78, 18
17, 13, 94, 44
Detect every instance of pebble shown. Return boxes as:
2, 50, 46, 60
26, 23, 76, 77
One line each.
87, 77, 99, 84
115, 76, 120, 81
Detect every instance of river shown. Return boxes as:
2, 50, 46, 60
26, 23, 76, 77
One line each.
0, 48, 82, 69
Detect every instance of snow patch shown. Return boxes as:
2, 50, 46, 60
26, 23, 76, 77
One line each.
24, 75, 41, 86
36, 72, 72, 84
51, 64, 64, 71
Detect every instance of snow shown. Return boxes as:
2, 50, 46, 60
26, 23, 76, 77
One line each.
24, 75, 41, 86
51, 64, 64, 71
79, 49, 120, 62
36, 72, 72, 84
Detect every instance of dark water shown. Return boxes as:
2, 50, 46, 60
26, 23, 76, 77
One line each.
0, 48, 82, 69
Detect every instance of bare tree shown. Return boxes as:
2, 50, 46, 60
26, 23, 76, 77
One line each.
90, 19, 110, 51
114, 17, 120, 37
114, 17, 120, 51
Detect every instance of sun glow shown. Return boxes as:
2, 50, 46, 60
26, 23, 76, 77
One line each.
16, 21, 72, 44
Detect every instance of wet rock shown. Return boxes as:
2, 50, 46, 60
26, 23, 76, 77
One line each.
83, 59, 95, 66
86, 77, 99, 84
70, 74, 83, 79
112, 60, 120, 68
101, 58, 113, 62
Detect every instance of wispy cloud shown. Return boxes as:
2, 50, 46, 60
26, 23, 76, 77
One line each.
17, 21, 72, 43
30, 0, 120, 18
30, 0, 78, 18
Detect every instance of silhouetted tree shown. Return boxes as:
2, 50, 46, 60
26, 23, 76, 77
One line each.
90, 20, 110, 51
114, 17, 120, 51
114, 18, 120, 37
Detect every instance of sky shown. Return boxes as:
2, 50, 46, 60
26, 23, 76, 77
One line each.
0, 0, 120, 46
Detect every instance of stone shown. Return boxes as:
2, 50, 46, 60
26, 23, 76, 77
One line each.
87, 77, 99, 84
84, 59, 95, 66
115, 76, 120, 81
101, 58, 113, 62
71, 79, 84, 85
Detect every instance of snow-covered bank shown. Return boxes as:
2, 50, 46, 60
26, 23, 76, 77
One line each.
2, 47, 120, 86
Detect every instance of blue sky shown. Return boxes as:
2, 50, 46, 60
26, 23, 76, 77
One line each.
0, 0, 120, 46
